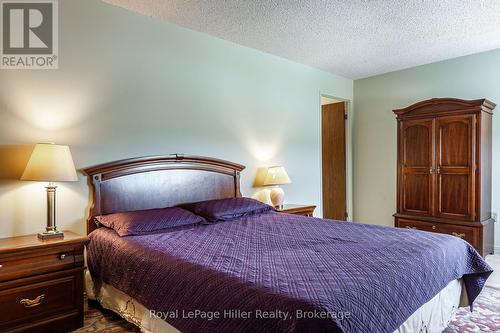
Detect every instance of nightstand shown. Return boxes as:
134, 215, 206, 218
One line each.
276, 204, 316, 217
0, 231, 88, 333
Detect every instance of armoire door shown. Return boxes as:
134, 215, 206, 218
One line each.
399, 119, 434, 216
435, 115, 475, 220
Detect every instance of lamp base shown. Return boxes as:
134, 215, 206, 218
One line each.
270, 187, 285, 207
38, 230, 64, 240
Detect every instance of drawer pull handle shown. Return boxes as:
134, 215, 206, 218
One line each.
59, 254, 66, 260
0, 264, 2, 268
452, 232, 466, 239
405, 226, 416, 230
432, 225, 436, 230
20, 294, 45, 308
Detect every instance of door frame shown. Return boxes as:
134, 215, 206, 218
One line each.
319, 93, 353, 221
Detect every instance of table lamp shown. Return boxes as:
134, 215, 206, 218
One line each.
21, 143, 78, 239
263, 166, 291, 208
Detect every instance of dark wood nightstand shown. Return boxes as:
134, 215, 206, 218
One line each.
0, 231, 88, 333
276, 204, 316, 217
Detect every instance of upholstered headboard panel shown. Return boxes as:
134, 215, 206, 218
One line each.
83, 154, 245, 234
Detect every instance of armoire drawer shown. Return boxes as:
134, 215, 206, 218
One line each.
397, 218, 476, 246
436, 223, 476, 245
397, 219, 438, 232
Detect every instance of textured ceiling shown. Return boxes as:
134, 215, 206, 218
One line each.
103, 0, 500, 79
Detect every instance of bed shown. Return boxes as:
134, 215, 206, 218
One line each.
83, 154, 492, 333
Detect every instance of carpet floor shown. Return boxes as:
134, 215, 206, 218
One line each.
73, 255, 500, 333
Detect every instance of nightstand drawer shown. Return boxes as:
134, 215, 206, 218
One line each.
0, 232, 87, 332
0, 274, 77, 329
0, 245, 80, 282
276, 204, 316, 217
289, 209, 315, 217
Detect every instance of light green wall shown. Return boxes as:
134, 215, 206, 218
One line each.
353, 48, 500, 250
10, 0, 496, 247
0, 0, 352, 237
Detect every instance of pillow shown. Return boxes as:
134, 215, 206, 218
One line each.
180, 197, 274, 222
94, 207, 205, 236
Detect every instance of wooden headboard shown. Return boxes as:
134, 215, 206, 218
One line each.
83, 154, 245, 234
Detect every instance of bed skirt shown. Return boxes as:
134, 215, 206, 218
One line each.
85, 269, 467, 333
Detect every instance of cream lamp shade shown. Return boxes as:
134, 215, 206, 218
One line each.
21, 143, 78, 182
262, 166, 291, 186
21, 143, 78, 240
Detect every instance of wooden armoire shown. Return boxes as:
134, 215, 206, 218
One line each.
394, 98, 495, 256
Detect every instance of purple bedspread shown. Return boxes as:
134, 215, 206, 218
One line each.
87, 212, 492, 333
